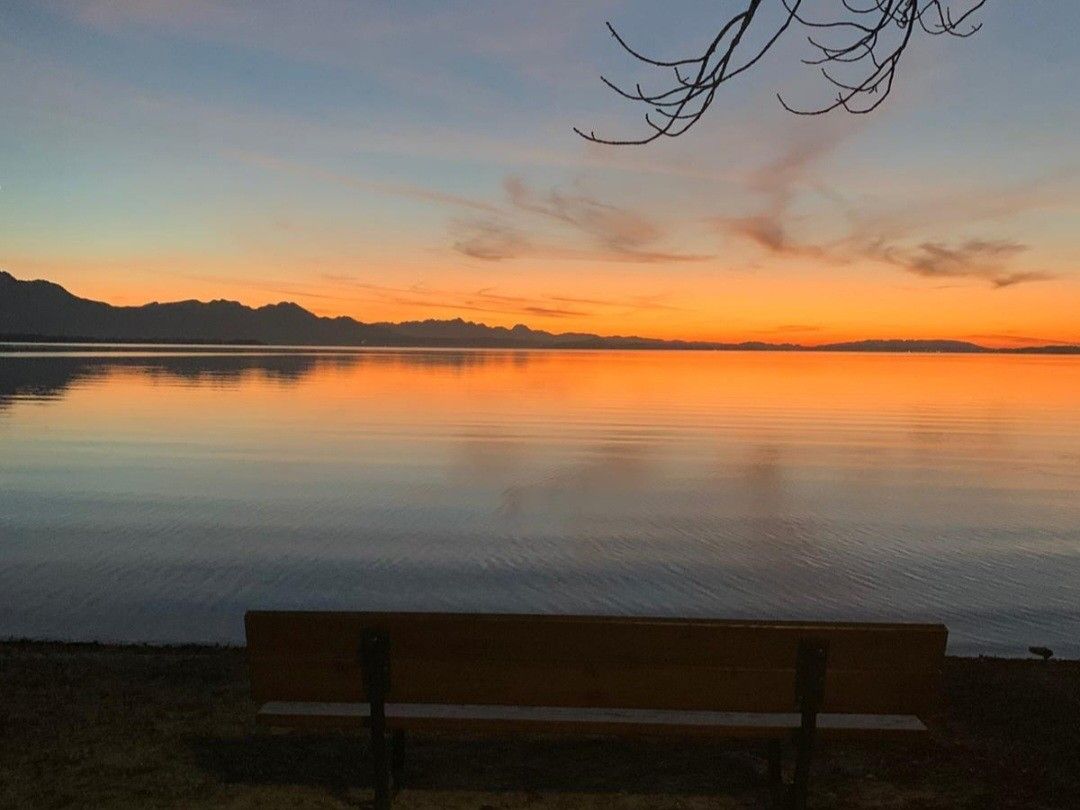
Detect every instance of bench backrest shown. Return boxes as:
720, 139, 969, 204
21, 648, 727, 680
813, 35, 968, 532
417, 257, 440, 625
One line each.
246, 611, 947, 717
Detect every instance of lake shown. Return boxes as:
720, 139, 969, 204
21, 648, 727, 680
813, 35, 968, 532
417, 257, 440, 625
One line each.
1, 347, 1078, 656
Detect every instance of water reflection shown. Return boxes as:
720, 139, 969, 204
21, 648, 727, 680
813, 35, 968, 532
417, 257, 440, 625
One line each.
0, 349, 539, 409
497, 441, 653, 521
0, 354, 321, 406
0, 348, 1078, 656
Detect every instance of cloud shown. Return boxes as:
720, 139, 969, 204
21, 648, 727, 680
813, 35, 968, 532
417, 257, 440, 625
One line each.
833, 170, 1076, 288
175, 272, 359, 302
319, 274, 681, 322
721, 214, 830, 258
715, 138, 1068, 288
451, 219, 532, 260
847, 170, 1080, 243
449, 176, 710, 263
521, 305, 589, 318
549, 294, 685, 312
871, 239, 1055, 288
906, 240, 1027, 277
720, 215, 786, 253
503, 175, 662, 252
228, 150, 499, 214
744, 139, 834, 205
966, 333, 1068, 346
755, 324, 824, 334
714, 138, 839, 258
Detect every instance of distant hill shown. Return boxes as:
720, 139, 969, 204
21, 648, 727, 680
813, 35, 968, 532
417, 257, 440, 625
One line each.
1, 270, 1077, 353
0, 270, 777, 349
817, 339, 987, 353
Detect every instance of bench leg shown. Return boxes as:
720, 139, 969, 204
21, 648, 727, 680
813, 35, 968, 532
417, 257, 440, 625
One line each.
790, 721, 815, 810
360, 630, 392, 810
766, 739, 785, 809
789, 638, 827, 810
369, 718, 390, 810
767, 740, 782, 786
391, 729, 406, 790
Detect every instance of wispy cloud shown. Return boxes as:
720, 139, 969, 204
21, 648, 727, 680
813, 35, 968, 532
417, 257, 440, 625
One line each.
451, 219, 533, 260
966, 332, 1068, 346
754, 324, 824, 334
229, 149, 498, 214
174, 272, 358, 303
503, 175, 663, 254
846, 170, 1080, 243
872, 239, 1054, 288
549, 293, 684, 312
714, 138, 1069, 288
721, 215, 830, 258
450, 176, 711, 264
521, 305, 590, 318
321, 274, 682, 322
713, 138, 840, 258
834, 170, 1076, 288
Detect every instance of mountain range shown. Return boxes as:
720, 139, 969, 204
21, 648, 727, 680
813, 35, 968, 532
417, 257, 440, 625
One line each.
1, 270, 1076, 353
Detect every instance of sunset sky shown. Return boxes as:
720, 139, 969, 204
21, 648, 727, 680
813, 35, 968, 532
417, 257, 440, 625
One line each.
2, 1, 1078, 346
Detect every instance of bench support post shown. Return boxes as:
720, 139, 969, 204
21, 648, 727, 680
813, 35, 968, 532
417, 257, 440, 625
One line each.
360, 629, 392, 810
391, 729, 406, 789
767, 738, 784, 806
790, 638, 827, 810
767, 740, 782, 785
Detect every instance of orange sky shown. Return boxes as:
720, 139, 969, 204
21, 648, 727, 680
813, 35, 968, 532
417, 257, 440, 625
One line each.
13, 250, 1078, 348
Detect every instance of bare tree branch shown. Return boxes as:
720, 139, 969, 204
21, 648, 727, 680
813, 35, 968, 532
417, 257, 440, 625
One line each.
576, 1, 989, 145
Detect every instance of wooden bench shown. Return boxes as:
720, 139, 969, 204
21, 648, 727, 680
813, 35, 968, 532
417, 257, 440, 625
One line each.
246, 611, 947, 809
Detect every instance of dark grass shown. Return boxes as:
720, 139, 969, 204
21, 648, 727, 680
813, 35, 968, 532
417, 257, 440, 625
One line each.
1, 641, 1077, 808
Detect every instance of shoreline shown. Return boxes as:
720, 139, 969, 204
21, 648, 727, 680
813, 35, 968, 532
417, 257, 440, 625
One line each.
4, 337, 1080, 354
3, 636, 1071, 661
3, 640, 1078, 808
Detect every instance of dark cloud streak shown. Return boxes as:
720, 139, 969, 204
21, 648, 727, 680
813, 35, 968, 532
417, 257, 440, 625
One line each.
872, 239, 1055, 288
320, 275, 683, 321
449, 176, 710, 264
715, 140, 1065, 289
451, 219, 532, 260
714, 138, 839, 259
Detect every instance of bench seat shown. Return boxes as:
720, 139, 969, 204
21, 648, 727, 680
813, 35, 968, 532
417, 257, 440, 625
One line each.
257, 700, 927, 738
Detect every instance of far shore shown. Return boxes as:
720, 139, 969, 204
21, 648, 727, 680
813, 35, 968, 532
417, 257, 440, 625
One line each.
3, 336, 1079, 355
3, 640, 1078, 808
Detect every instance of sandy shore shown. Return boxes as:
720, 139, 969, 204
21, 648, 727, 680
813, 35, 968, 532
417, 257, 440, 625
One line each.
1, 641, 1077, 808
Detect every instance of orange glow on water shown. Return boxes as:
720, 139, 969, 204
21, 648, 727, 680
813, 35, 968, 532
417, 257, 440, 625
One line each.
34, 349, 1080, 429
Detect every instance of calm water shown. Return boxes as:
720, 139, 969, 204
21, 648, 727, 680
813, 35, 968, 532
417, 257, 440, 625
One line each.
1, 347, 1078, 656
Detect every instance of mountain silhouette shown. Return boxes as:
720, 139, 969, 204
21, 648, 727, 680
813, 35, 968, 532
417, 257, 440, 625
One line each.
0, 270, 766, 349
1, 271, 1077, 353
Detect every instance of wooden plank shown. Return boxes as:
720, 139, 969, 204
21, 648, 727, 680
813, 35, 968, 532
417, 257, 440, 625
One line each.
249, 657, 940, 715
257, 700, 371, 729
388, 704, 927, 732
245, 611, 946, 672
256, 700, 927, 739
